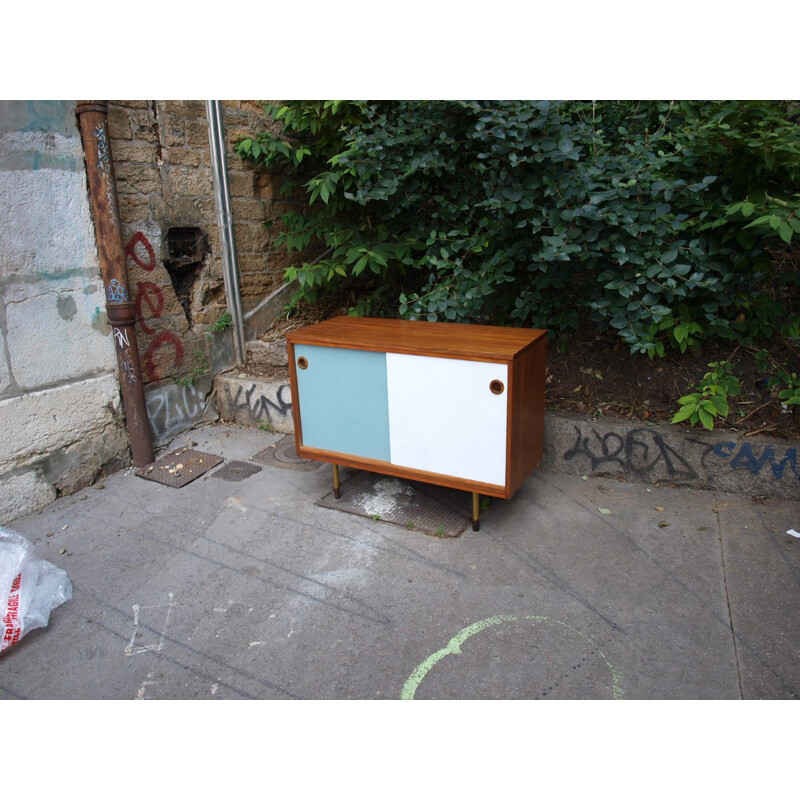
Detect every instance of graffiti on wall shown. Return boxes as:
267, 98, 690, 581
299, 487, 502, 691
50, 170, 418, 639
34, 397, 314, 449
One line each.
222, 382, 293, 427
703, 440, 799, 481
146, 381, 211, 442
562, 424, 799, 485
563, 426, 699, 481
124, 231, 185, 382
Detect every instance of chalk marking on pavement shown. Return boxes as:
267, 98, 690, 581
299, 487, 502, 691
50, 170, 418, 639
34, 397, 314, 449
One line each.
126, 593, 176, 700
125, 592, 176, 656
135, 680, 155, 700
399, 613, 624, 700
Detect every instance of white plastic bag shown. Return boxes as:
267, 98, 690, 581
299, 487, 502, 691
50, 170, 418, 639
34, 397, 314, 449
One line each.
1, 527, 72, 653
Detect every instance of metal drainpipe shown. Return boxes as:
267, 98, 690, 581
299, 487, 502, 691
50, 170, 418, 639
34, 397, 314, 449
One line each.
76, 101, 154, 467
206, 100, 246, 366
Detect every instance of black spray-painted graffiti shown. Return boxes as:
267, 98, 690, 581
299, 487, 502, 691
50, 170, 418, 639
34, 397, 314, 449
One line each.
563, 426, 698, 481
708, 441, 799, 481
563, 424, 799, 484
224, 383, 292, 426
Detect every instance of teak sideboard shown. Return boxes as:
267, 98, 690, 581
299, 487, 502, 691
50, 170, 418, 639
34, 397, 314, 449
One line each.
286, 317, 547, 530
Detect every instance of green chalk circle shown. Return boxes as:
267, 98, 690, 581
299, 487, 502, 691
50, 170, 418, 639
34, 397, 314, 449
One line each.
400, 614, 624, 700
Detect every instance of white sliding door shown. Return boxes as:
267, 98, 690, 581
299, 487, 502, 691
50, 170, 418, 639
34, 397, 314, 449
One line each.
386, 353, 508, 486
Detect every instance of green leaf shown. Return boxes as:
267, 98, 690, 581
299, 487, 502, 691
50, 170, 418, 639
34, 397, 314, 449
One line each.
370, 250, 388, 267
743, 215, 773, 229
598, 507, 612, 515
699, 399, 719, 416
710, 394, 729, 417
697, 406, 715, 430
671, 404, 696, 423
778, 221, 793, 244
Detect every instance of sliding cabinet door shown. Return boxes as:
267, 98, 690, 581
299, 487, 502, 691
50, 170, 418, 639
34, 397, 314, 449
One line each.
294, 344, 391, 462
385, 353, 508, 487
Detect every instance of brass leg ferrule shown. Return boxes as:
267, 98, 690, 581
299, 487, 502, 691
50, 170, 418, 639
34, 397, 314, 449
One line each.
472, 492, 480, 532
333, 464, 341, 499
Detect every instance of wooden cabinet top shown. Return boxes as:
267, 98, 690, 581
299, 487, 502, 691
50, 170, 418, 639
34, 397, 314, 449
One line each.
286, 317, 547, 361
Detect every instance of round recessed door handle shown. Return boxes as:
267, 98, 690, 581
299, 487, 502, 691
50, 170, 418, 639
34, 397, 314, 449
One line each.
297, 356, 308, 370
490, 379, 505, 395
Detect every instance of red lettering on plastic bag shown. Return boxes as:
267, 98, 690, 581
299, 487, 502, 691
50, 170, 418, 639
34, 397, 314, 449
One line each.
2, 573, 22, 650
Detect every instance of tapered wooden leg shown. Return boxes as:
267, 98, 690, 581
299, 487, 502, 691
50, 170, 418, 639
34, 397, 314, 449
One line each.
332, 464, 341, 499
472, 492, 480, 531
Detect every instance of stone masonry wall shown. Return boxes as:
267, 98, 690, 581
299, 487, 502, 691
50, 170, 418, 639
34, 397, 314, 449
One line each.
221, 101, 306, 313
0, 101, 129, 524
106, 100, 302, 444
106, 100, 293, 387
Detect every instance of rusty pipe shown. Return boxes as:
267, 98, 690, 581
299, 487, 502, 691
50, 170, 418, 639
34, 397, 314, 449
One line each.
76, 101, 154, 467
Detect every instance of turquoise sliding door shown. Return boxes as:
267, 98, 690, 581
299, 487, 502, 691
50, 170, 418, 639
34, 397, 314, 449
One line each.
294, 344, 391, 462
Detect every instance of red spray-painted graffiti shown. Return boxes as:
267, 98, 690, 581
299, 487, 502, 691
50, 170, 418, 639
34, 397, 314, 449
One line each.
124, 231, 156, 271
124, 231, 184, 382
134, 281, 164, 336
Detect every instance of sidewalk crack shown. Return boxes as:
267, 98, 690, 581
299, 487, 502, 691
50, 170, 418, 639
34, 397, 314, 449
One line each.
715, 495, 744, 699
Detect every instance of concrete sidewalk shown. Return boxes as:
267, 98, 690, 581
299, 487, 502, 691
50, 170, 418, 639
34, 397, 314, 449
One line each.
1, 422, 798, 700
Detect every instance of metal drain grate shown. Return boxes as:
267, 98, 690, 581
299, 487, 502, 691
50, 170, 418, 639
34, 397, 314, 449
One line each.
211, 460, 262, 482
135, 447, 224, 488
253, 435, 321, 472
316, 472, 470, 537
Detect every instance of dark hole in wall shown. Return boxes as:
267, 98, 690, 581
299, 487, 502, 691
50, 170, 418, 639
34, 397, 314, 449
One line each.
165, 227, 206, 327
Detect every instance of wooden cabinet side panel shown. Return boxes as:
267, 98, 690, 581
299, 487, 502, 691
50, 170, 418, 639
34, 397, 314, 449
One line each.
287, 341, 303, 451
508, 338, 546, 495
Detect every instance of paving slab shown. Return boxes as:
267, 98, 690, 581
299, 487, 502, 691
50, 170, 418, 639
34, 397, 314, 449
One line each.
1, 423, 798, 700
714, 497, 800, 699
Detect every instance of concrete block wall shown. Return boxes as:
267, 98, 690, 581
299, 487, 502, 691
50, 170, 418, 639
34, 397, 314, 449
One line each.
0, 101, 129, 524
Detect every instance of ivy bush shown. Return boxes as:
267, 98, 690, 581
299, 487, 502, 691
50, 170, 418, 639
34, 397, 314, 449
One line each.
235, 100, 800, 356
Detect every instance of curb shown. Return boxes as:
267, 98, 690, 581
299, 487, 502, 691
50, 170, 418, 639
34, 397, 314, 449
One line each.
542, 412, 799, 501
213, 372, 800, 501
